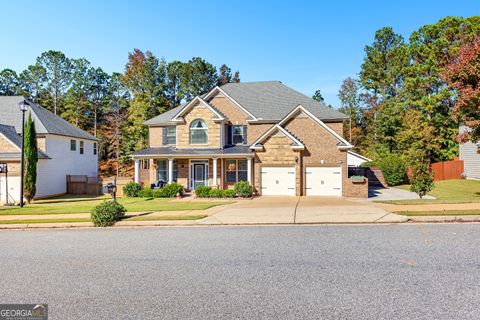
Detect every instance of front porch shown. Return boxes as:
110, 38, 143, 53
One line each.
132, 146, 253, 191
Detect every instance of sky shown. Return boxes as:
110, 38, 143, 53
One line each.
0, 0, 478, 108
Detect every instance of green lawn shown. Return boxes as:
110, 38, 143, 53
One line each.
382, 179, 480, 205
0, 195, 231, 216
398, 209, 480, 216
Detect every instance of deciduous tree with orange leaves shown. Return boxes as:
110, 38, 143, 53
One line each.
443, 36, 480, 144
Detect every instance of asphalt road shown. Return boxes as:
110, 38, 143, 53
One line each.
0, 225, 479, 319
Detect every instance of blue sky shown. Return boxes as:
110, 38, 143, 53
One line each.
0, 0, 477, 107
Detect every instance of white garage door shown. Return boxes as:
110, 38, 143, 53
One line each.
305, 166, 342, 196
0, 176, 20, 203
261, 167, 296, 196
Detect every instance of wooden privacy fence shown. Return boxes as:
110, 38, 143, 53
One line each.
66, 175, 102, 195
431, 158, 464, 181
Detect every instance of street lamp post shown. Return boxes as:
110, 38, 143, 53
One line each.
18, 100, 28, 208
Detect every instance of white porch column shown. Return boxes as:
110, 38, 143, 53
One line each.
168, 158, 174, 184
247, 157, 252, 185
134, 159, 140, 183
212, 158, 218, 187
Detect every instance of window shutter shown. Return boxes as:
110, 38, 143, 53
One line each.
162, 127, 167, 145
243, 125, 248, 144
227, 125, 232, 145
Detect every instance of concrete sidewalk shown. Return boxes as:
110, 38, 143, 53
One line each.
2, 196, 480, 229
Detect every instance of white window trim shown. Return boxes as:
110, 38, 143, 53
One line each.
190, 119, 209, 145
225, 159, 248, 183
172, 96, 225, 122
231, 125, 247, 145
166, 126, 177, 145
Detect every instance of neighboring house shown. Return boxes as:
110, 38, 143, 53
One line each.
347, 151, 371, 167
459, 125, 480, 179
0, 97, 99, 203
132, 81, 368, 197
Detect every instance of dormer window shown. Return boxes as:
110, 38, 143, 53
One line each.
190, 119, 208, 144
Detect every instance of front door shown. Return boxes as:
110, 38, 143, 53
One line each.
193, 163, 206, 189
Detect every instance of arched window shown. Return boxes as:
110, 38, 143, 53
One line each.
190, 119, 208, 144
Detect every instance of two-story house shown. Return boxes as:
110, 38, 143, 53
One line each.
132, 81, 368, 197
0, 97, 99, 203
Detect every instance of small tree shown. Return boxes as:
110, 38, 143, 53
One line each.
24, 114, 38, 203
410, 160, 434, 199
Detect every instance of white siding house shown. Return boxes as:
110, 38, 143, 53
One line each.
0, 97, 99, 203
459, 125, 480, 180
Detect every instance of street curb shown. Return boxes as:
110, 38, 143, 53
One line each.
1, 216, 480, 230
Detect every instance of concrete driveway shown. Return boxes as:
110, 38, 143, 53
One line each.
367, 186, 435, 201
199, 196, 406, 224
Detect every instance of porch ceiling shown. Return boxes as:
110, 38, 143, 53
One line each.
132, 145, 253, 159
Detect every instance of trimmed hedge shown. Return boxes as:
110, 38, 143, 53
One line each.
195, 186, 211, 198
123, 182, 142, 197
234, 181, 253, 198
91, 201, 127, 227
136, 183, 184, 198
195, 186, 239, 198
137, 188, 154, 198
222, 189, 236, 198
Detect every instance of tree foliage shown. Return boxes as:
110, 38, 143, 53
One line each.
443, 35, 480, 143
345, 16, 480, 170
23, 114, 38, 203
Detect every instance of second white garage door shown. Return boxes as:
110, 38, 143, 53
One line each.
261, 167, 296, 196
305, 166, 342, 196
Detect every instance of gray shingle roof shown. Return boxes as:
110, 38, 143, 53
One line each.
220, 81, 348, 121
144, 105, 185, 126
0, 124, 22, 149
144, 81, 348, 125
0, 96, 98, 141
132, 145, 253, 157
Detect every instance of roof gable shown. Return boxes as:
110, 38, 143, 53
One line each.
0, 124, 21, 150
250, 125, 304, 150
278, 105, 353, 148
171, 96, 225, 122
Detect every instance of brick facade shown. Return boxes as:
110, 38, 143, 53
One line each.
176, 102, 222, 149
140, 92, 368, 198
149, 126, 164, 147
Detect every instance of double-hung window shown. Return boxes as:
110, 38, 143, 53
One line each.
231, 125, 247, 145
190, 119, 208, 144
166, 127, 176, 145
156, 159, 178, 182
70, 140, 76, 151
93, 142, 97, 155
79, 141, 84, 154
226, 159, 248, 183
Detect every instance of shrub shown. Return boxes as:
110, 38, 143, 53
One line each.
234, 181, 253, 198
378, 154, 406, 186
208, 188, 223, 198
152, 183, 184, 198
137, 188, 154, 198
161, 183, 184, 197
123, 182, 142, 197
90, 201, 127, 227
410, 161, 434, 199
195, 186, 211, 198
222, 189, 236, 198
